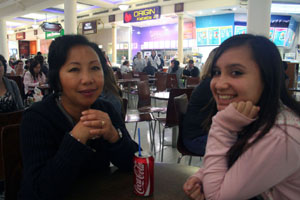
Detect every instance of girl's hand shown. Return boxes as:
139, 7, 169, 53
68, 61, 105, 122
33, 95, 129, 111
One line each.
80, 109, 120, 143
231, 101, 260, 119
183, 177, 205, 200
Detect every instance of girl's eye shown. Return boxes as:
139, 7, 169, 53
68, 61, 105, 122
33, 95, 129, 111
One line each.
212, 69, 221, 76
92, 66, 101, 71
231, 71, 243, 76
69, 67, 79, 72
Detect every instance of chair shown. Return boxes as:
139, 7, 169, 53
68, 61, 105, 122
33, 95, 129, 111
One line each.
155, 72, 167, 92
0, 110, 24, 181
174, 94, 202, 165
155, 88, 193, 162
186, 77, 200, 88
1, 124, 23, 200
137, 81, 166, 114
166, 74, 178, 90
6, 75, 26, 100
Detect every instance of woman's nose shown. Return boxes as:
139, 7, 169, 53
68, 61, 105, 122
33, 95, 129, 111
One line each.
81, 71, 94, 84
214, 75, 230, 90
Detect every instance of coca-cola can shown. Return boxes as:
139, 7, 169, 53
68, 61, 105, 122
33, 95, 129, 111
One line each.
133, 151, 154, 196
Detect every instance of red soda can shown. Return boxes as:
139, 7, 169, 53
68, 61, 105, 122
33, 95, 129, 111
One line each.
133, 151, 154, 196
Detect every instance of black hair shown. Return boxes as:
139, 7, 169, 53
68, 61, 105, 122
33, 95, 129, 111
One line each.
29, 60, 42, 81
90, 43, 123, 115
188, 60, 194, 64
171, 60, 179, 73
122, 61, 129, 66
48, 34, 91, 94
0, 55, 7, 74
208, 34, 300, 168
34, 55, 44, 67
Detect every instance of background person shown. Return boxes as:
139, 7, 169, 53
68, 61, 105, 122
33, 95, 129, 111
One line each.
90, 43, 124, 120
120, 60, 131, 74
182, 60, 200, 78
15, 60, 25, 77
143, 60, 158, 76
19, 35, 139, 199
148, 50, 161, 70
0, 54, 24, 112
132, 52, 146, 72
23, 60, 46, 95
167, 59, 184, 88
183, 34, 300, 200
182, 48, 217, 156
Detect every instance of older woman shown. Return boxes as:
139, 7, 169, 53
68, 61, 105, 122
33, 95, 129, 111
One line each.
0, 55, 23, 112
19, 35, 139, 199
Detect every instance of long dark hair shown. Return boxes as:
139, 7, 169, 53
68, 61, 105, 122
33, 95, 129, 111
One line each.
209, 34, 300, 168
171, 60, 179, 73
29, 60, 42, 81
90, 43, 122, 98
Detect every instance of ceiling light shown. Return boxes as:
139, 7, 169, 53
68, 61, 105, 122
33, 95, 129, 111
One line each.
7, 29, 14, 34
212, 10, 216, 13
118, 4, 129, 11
271, 3, 300, 14
32, 19, 39, 29
232, 7, 237, 11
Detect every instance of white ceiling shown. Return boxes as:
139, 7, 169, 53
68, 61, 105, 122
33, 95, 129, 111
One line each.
1, 0, 300, 31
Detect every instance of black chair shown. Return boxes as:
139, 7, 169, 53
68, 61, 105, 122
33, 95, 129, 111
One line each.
1, 124, 23, 200
154, 88, 193, 162
174, 94, 202, 165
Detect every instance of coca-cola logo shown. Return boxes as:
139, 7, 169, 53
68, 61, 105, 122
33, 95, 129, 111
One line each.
134, 162, 145, 194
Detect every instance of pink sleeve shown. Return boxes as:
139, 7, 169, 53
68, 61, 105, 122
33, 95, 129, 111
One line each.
190, 168, 204, 181
202, 105, 300, 200
23, 72, 39, 88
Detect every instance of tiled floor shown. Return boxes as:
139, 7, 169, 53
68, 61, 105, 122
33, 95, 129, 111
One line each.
125, 97, 204, 168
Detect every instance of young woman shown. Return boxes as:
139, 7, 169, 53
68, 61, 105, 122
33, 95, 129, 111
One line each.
23, 60, 46, 95
0, 55, 24, 112
90, 43, 124, 119
120, 60, 130, 74
19, 35, 138, 199
168, 59, 184, 88
183, 34, 300, 200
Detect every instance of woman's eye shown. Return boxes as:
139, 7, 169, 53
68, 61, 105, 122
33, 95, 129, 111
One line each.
92, 66, 101, 71
69, 68, 79, 72
212, 70, 221, 76
231, 71, 243, 76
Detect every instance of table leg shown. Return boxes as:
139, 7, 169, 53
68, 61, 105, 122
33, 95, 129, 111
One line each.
172, 126, 178, 148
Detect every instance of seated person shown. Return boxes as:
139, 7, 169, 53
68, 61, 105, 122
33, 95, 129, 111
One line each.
19, 35, 139, 199
0, 54, 24, 112
15, 60, 25, 77
90, 43, 124, 119
23, 60, 46, 95
120, 60, 130, 74
143, 61, 158, 76
182, 49, 217, 155
184, 34, 300, 200
167, 59, 184, 88
182, 60, 200, 78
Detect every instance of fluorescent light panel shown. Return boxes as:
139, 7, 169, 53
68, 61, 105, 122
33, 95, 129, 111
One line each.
271, 3, 300, 14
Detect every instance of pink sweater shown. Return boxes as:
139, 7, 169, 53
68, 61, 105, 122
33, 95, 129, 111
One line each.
23, 71, 46, 94
192, 104, 300, 200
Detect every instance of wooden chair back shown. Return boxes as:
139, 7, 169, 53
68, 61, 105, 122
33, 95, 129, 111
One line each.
166, 74, 178, 89
1, 124, 23, 200
0, 110, 24, 181
165, 88, 193, 127
186, 77, 200, 86
155, 72, 167, 92
137, 81, 151, 109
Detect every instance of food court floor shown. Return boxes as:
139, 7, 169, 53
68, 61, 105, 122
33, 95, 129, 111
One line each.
125, 97, 204, 168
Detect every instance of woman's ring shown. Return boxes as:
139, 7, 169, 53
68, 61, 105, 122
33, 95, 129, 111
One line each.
101, 120, 105, 127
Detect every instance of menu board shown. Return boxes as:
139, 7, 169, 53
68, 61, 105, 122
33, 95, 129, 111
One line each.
235, 26, 247, 35
273, 28, 287, 46
208, 27, 220, 45
269, 28, 274, 41
220, 26, 233, 43
196, 28, 208, 46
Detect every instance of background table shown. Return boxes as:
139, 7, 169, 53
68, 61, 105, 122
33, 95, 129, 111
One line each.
66, 163, 198, 200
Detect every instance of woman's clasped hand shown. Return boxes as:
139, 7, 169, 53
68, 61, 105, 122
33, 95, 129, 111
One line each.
72, 109, 120, 144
